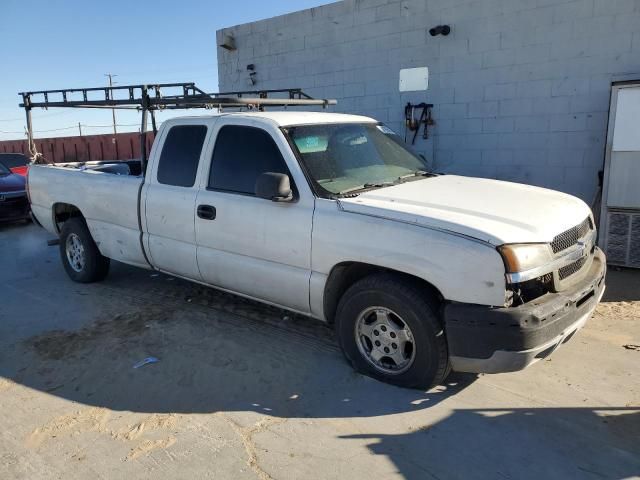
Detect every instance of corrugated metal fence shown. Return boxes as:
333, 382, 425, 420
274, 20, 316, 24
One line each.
0, 132, 155, 163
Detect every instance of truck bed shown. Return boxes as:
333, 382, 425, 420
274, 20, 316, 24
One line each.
28, 160, 149, 269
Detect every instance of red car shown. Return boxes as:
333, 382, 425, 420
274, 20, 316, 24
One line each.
0, 153, 29, 176
0, 160, 30, 222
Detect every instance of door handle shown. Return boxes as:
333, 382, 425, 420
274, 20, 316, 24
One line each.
197, 204, 216, 220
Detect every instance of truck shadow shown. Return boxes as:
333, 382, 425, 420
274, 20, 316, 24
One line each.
0, 261, 479, 419
342, 407, 640, 480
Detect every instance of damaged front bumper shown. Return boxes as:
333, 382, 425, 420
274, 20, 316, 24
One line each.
444, 248, 606, 374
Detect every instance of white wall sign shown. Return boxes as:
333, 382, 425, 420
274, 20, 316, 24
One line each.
399, 67, 429, 92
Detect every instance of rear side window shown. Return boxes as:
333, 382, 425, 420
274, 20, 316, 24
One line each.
157, 125, 207, 187
209, 126, 289, 195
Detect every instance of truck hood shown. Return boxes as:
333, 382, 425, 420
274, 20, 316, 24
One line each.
338, 175, 591, 246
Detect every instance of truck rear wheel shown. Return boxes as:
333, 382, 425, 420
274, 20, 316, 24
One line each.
335, 274, 450, 389
59, 218, 110, 283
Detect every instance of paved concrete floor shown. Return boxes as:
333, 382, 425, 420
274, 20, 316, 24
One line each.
0, 222, 638, 480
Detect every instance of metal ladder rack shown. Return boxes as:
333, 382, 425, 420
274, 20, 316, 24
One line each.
18, 82, 337, 171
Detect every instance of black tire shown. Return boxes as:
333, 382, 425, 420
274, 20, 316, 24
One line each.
335, 273, 450, 390
59, 217, 110, 283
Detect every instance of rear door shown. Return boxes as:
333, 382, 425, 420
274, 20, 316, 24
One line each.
195, 118, 314, 313
143, 120, 211, 279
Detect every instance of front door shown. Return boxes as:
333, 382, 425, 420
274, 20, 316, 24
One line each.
195, 120, 314, 313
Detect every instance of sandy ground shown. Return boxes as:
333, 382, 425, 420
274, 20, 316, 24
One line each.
0, 222, 638, 480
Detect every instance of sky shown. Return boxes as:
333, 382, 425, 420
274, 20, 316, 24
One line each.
0, 0, 335, 141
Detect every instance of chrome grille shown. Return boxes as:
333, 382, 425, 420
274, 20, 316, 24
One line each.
559, 256, 587, 280
551, 217, 592, 254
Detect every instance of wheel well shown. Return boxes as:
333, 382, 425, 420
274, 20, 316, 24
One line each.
323, 262, 444, 323
53, 203, 84, 233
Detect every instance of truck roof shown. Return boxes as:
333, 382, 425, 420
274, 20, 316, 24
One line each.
166, 111, 377, 127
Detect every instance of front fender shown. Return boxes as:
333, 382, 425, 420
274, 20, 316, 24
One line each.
311, 199, 507, 315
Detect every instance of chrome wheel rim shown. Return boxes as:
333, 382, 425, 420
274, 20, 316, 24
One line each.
65, 233, 85, 273
354, 306, 416, 375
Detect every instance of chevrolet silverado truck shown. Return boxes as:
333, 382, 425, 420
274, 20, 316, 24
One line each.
27, 111, 606, 389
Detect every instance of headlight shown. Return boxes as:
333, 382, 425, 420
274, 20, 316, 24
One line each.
498, 243, 553, 273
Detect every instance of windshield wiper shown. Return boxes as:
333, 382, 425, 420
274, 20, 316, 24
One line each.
337, 182, 395, 196
336, 171, 432, 196
398, 170, 430, 181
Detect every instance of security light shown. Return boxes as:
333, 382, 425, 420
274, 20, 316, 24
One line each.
429, 25, 451, 37
219, 34, 237, 51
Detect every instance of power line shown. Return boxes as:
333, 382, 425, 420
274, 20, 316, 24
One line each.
0, 110, 80, 122
0, 122, 154, 136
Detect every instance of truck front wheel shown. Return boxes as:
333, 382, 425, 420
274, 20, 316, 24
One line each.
335, 274, 450, 389
59, 218, 110, 283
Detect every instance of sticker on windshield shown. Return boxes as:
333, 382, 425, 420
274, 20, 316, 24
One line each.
377, 125, 396, 135
294, 135, 328, 153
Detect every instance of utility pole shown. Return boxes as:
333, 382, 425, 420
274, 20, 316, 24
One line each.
104, 73, 118, 135
78, 122, 82, 136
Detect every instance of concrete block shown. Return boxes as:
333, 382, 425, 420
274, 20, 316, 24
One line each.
547, 148, 584, 167
482, 149, 515, 165
513, 44, 551, 65
435, 119, 455, 134
550, 114, 588, 132
344, 82, 366, 97
485, 83, 518, 101
532, 96, 572, 115
570, 94, 610, 113
469, 33, 501, 53
552, 77, 591, 97
454, 85, 486, 103
586, 112, 609, 132
517, 80, 552, 98
427, 87, 455, 104
594, 0, 637, 16
482, 49, 516, 68
452, 54, 484, 72
452, 118, 484, 134
482, 117, 515, 133
464, 133, 499, 149
499, 98, 534, 116
515, 116, 550, 133
633, 32, 640, 52
499, 132, 550, 149
566, 131, 605, 149
401, 29, 427, 48
468, 101, 499, 118
349, 3, 375, 21
552, 1, 595, 24
512, 149, 548, 166
375, 2, 400, 21
583, 147, 605, 168
439, 37, 470, 58
438, 134, 468, 150
589, 32, 633, 56
355, 0, 389, 11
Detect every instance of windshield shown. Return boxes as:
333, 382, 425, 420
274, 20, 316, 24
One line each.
285, 123, 430, 195
0, 162, 10, 176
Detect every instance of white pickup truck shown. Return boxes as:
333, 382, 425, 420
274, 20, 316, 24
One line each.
28, 111, 606, 389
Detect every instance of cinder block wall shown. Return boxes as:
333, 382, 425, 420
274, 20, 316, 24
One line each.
217, 0, 640, 202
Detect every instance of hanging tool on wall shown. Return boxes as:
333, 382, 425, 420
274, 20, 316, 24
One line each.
404, 102, 434, 145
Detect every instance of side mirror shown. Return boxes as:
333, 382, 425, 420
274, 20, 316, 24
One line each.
255, 172, 293, 202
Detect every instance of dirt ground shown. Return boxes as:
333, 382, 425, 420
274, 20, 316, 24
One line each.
0, 222, 638, 480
